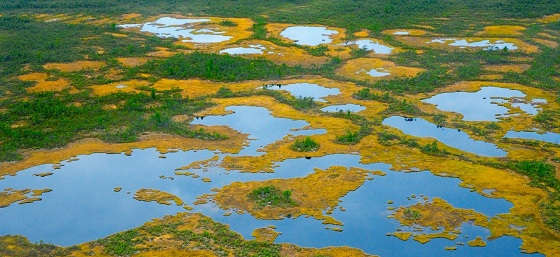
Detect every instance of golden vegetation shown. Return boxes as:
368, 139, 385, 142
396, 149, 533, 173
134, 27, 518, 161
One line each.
0, 188, 51, 208
90, 79, 150, 96
476, 25, 526, 37
467, 236, 487, 247
17, 72, 71, 93
0, 127, 247, 178
210, 166, 383, 225
337, 58, 425, 83
382, 29, 428, 36
117, 57, 150, 67
43, 60, 105, 72
395, 37, 539, 54
391, 198, 488, 244
218, 40, 329, 67
538, 13, 560, 23
252, 226, 281, 242
134, 188, 184, 206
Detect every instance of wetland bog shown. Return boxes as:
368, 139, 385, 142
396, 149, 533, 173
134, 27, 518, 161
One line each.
1, 2, 560, 257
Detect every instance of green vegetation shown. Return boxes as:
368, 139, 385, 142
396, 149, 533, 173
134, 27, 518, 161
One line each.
0, 15, 162, 79
485, 122, 500, 130
509, 161, 558, 191
377, 132, 419, 148
95, 214, 285, 257
142, 53, 301, 82
0, 235, 73, 257
219, 20, 237, 27
505, 48, 560, 89
420, 141, 448, 156
3, 0, 560, 32
486, 160, 560, 232
291, 137, 320, 152
509, 161, 560, 231
534, 110, 560, 129
99, 230, 139, 255
403, 208, 422, 220
248, 186, 295, 208
353, 88, 421, 115
0, 91, 224, 161
308, 45, 329, 56
336, 130, 360, 145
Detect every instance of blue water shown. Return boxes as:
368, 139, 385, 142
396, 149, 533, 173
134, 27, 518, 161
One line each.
0, 105, 542, 257
191, 106, 325, 156
321, 104, 366, 113
263, 83, 340, 102
422, 87, 530, 121
383, 116, 507, 157
505, 131, 560, 145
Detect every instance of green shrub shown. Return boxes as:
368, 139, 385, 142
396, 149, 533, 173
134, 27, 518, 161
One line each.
336, 130, 360, 144
420, 141, 447, 156
403, 208, 422, 220
291, 137, 320, 152
100, 230, 139, 256
248, 186, 295, 208
219, 20, 237, 27
308, 45, 328, 56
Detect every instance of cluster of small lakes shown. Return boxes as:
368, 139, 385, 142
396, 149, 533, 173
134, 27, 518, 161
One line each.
2, 13, 560, 257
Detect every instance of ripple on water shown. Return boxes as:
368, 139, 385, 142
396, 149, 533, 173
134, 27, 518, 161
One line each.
383, 116, 507, 157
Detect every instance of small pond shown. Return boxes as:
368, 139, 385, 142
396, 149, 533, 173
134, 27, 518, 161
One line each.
220, 44, 266, 55
428, 38, 518, 51
120, 17, 231, 43
263, 83, 340, 102
321, 104, 366, 113
422, 87, 541, 121
367, 68, 391, 77
345, 39, 393, 54
279, 26, 338, 46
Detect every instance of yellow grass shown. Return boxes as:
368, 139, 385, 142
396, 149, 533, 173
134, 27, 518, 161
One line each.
382, 29, 428, 36
336, 58, 425, 82
476, 25, 526, 37
90, 79, 150, 96
43, 60, 105, 72
117, 57, 149, 67
538, 13, 560, 23
18, 72, 71, 93
211, 166, 384, 225
0, 127, 247, 178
